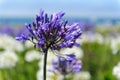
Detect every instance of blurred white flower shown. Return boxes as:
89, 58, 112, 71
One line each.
0, 34, 24, 52
74, 71, 91, 80
76, 38, 83, 45
60, 46, 84, 59
25, 50, 41, 62
110, 36, 120, 54
24, 41, 34, 48
47, 50, 58, 64
111, 39, 119, 54
0, 50, 18, 69
81, 32, 104, 44
113, 62, 120, 79
37, 68, 55, 80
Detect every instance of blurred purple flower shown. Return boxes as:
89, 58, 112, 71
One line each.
79, 22, 94, 32
52, 54, 82, 75
16, 9, 82, 52
85, 22, 94, 31
0, 26, 14, 36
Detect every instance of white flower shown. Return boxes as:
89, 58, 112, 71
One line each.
37, 68, 55, 80
74, 71, 91, 80
24, 41, 34, 48
110, 36, 120, 54
113, 62, 120, 79
0, 50, 18, 69
0, 34, 24, 52
47, 50, 58, 64
81, 32, 104, 44
25, 50, 41, 62
60, 46, 84, 59
76, 38, 83, 45
111, 39, 119, 54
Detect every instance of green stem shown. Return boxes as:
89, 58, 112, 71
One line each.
63, 75, 66, 80
43, 50, 48, 80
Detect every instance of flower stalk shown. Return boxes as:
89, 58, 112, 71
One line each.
43, 50, 48, 80
63, 74, 66, 80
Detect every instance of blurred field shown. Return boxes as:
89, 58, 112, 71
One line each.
0, 24, 120, 80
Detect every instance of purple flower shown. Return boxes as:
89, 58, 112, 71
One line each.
15, 27, 29, 37
52, 54, 82, 75
79, 22, 94, 32
16, 9, 82, 52
0, 26, 14, 36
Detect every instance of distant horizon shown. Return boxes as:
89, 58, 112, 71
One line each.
1, 16, 120, 19
0, 17, 120, 25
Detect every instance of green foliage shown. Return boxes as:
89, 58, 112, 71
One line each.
81, 42, 120, 80
0, 47, 39, 80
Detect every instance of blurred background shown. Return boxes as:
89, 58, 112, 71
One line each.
0, 0, 120, 80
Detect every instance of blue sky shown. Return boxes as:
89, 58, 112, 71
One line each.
0, 0, 120, 18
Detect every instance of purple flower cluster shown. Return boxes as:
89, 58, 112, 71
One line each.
16, 9, 82, 52
52, 54, 82, 75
